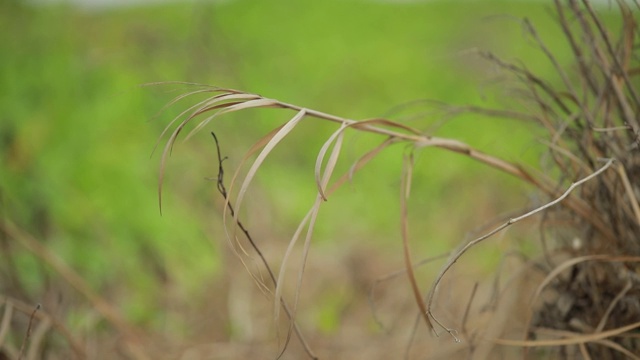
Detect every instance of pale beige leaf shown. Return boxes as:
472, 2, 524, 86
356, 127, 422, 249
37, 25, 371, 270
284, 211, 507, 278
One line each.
314, 123, 348, 200
233, 109, 306, 228
183, 93, 263, 142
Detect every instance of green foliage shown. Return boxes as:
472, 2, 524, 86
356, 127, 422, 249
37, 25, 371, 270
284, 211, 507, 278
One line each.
0, 2, 219, 325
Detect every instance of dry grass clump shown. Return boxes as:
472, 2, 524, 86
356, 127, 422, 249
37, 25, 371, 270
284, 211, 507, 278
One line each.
155, 1, 639, 359
512, 1, 640, 358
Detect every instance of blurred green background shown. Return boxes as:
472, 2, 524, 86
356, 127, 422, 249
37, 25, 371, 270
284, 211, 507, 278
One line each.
0, 0, 624, 357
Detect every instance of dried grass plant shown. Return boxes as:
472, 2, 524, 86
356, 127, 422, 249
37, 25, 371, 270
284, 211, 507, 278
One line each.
155, 1, 639, 359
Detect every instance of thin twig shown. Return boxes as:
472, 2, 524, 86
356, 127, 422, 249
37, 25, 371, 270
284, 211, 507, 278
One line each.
426, 158, 616, 334
17, 304, 39, 360
615, 162, 640, 225
26, 315, 50, 360
368, 252, 450, 332
579, 342, 592, 360
494, 320, 640, 347
461, 282, 479, 341
592, 126, 632, 133
595, 279, 632, 333
0, 296, 85, 359
0, 301, 11, 349
400, 152, 435, 332
210, 133, 317, 360
582, 0, 640, 110
554, 0, 599, 95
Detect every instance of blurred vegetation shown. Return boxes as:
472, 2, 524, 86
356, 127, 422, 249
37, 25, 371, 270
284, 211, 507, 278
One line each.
0, 0, 626, 357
